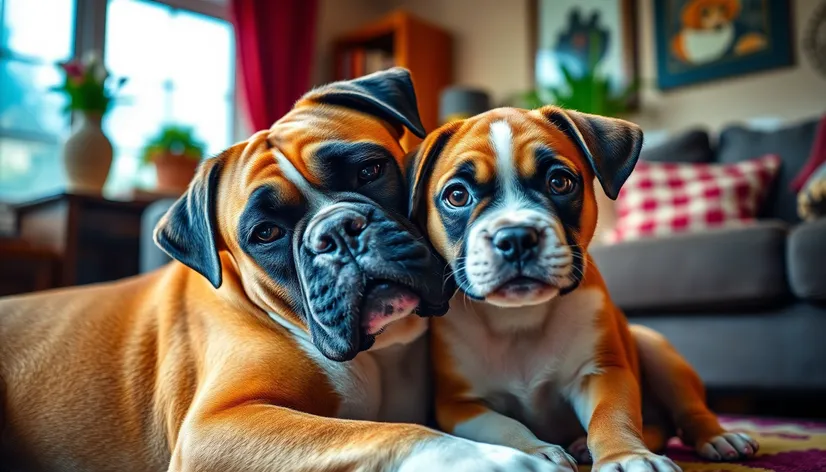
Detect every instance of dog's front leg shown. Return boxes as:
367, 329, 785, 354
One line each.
170, 401, 558, 472
572, 367, 680, 472
170, 403, 435, 472
437, 398, 578, 471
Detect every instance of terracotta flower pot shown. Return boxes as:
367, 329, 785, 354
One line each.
63, 112, 113, 194
153, 153, 200, 193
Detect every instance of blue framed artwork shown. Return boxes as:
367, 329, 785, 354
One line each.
654, 0, 794, 90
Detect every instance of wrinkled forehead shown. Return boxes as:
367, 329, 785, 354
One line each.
215, 107, 405, 228
430, 109, 591, 191
214, 131, 303, 230
268, 104, 407, 174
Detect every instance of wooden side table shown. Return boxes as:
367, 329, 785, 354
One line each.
0, 238, 60, 296
12, 193, 154, 288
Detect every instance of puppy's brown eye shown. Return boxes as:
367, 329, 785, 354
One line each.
358, 161, 385, 184
548, 170, 576, 195
253, 224, 283, 243
443, 184, 471, 207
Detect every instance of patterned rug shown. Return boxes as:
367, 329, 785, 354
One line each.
581, 416, 826, 472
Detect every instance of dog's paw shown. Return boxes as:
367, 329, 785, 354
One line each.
697, 432, 759, 461
525, 442, 578, 471
566, 436, 592, 464
594, 450, 681, 472
400, 438, 569, 472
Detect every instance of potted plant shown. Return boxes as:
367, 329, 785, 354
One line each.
141, 125, 206, 192
53, 51, 126, 193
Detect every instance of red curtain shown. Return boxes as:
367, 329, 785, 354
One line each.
230, 0, 319, 131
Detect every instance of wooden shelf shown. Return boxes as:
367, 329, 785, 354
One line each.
333, 10, 453, 151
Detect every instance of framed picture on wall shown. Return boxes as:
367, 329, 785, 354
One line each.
654, 0, 795, 90
531, 0, 639, 110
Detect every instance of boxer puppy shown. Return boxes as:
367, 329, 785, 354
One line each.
407, 106, 760, 472
0, 70, 560, 472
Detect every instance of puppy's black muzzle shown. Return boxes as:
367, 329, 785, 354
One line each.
297, 198, 451, 362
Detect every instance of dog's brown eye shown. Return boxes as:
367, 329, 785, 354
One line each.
358, 162, 385, 183
253, 224, 283, 243
443, 184, 471, 207
548, 170, 576, 195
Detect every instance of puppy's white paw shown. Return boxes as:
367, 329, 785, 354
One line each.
594, 451, 681, 472
400, 437, 569, 472
697, 432, 759, 461
526, 442, 579, 471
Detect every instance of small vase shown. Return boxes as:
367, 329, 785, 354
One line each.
63, 111, 113, 195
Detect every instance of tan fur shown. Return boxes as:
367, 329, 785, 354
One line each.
410, 106, 758, 472
0, 124, 433, 471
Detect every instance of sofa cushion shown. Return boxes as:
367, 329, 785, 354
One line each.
140, 198, 175, 273
641, 129, 714, 164
605, 155, 781, 243
787, 218, 826, 302
717, 119, 819, 223
633, 306, 826, 389
591, 221, 790, 312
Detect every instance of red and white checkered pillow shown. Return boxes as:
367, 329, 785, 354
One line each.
605, 154, 781, 243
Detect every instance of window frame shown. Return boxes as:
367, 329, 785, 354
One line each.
0, 0, 240, 165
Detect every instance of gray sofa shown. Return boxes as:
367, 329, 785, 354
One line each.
592, 117, 826, 391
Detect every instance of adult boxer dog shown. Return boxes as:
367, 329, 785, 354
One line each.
406, 106, 760, 472
0, 69, 561, 472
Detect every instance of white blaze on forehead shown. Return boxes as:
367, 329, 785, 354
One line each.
490, 120, 521, 207
272, 148, 331, 207
489, 119, 521, 205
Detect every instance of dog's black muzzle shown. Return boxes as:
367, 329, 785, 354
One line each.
296, 196, 450, 361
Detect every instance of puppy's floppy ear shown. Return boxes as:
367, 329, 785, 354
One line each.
539, 106, 643, 200
406, 121, 460, 220
404, 122, 461, 308
308, 67, 426, 138
154, 155, 224, 288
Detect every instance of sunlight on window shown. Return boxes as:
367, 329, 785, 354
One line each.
2, 0, 75, 61
0, 0, 74, 202
104, 0, 235, 194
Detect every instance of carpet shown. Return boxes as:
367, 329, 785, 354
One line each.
582, 416, 826, 472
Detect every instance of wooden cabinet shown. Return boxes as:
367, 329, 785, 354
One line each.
11, 193, 153, 289
333, 11, 453, 151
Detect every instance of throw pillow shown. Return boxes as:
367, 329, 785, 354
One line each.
605, 155, 781, 243
640, 129, 714, 164
798, 162, 826, 221
717, 119, 819, 223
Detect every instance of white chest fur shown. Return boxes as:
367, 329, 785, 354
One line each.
441, 288, 605, 442
271, 314, 430, 423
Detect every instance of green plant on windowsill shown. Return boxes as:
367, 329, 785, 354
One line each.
141, 125, 206, 165
141, 125, 206, 192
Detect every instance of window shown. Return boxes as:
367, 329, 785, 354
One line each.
0, 0, 236, 202
104, 0, 235, 192
0, 0, 76, 201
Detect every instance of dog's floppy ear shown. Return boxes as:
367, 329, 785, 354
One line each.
308, 67, 426, 139
154, 155, 224, 288
406, 121, 460, 220
538, 106, 643, 200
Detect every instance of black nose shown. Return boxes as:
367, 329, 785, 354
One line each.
493, 227, 539, 263
309, 210, 368, 254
